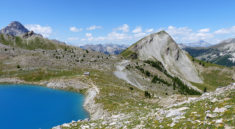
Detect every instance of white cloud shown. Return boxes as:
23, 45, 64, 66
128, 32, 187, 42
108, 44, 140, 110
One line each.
146, 28, 154, 33
214, 26, 235, 34
68, 24, 235, 45
132, 26, 142, 33
198, 28, 210, 33
25, 24, 52, 37
86, 33, 92, 37
165, 26, 214, 43
69, 26, 82, 32
86, 25, 102, 30
107, 31, 130, 40
80, 31, 132, 44
85, 33, 93, 41
116, 24, 129, 32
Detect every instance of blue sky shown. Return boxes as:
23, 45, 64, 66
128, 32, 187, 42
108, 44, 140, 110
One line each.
1, 0, 235, 45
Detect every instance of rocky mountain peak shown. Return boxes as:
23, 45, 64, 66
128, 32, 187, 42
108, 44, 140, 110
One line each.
0, 21, 29, 36
123, 31, 202, 83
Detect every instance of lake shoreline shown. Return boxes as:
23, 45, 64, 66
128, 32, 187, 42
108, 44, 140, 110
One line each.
0, 77, 107, 128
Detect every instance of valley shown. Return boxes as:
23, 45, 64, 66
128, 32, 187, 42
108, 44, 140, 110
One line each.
0, 21, 234, 129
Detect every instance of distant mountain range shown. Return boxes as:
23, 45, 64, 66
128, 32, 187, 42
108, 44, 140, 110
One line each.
1, 21, 234, 67
183, 39, 235, 66
179, 40, 212, 48
80, 44, 128, 55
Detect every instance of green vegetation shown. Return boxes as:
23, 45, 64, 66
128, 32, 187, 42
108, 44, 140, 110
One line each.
17, 65, 21, 69
144, 60, 165, 72
0, 34, 67, 50
144, 60, 172, 78
185, 47, 235, 67
135, 65, 151, 77
0, 34, 11, 45
188, 54, 224, 68
212, 55, 235, 67
145, 59, 201, 95
192, 69, 234, 91
16, 68, 82, 82
144, 91, 151, 98
151, 75, 170, 86
83, 69, 160, 115
172, 77, 201, 95
120, 49, 138, 59
171, 90, 235, 128
187, 54, 234, 91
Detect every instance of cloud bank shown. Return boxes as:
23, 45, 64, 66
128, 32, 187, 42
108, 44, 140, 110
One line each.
25, 24, 52, 37
66, 24, 235, 45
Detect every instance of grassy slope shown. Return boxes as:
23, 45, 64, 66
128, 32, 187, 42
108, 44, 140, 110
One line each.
184, 46, 235, 67
188, 55, 234, 91
0, 34, 68, 50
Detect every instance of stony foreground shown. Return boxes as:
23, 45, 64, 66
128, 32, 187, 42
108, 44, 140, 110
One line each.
53, 83, 235, 129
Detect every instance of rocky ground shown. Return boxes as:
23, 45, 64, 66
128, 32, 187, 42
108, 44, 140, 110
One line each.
52, 83, 235, 129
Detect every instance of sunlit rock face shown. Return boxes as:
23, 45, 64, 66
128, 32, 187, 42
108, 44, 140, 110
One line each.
129, 31, 202, 83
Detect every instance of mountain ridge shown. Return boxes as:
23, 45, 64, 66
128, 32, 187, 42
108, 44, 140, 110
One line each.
181, 40, 212, 47
80, 44, 128, 55
183, 38, 235, 66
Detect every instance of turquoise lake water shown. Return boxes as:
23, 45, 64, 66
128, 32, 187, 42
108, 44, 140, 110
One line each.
0, 84, 89, 129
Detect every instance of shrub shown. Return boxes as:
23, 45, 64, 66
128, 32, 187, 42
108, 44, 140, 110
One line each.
173, 77, 201, 95
145, 71, 151, 77
144, 91, 151, 98
130, 53, 137, 59
17, 65, 21, 69
144, 60, 165, 72
152, 75, 170, 86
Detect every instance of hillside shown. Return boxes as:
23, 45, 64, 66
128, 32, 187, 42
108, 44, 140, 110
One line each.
184, 38, 235, 67
0, 22, 234, 129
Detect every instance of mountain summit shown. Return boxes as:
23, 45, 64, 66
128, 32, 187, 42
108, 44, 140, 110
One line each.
122, 31, 202, 83
0, 21, 29, 36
